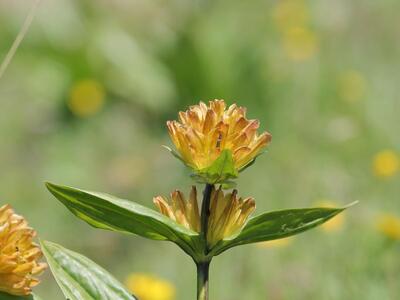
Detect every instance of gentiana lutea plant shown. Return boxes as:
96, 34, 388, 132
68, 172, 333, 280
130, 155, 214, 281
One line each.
41, 100, 355, 300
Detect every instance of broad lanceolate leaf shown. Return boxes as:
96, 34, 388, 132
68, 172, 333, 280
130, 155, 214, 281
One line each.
194, 149, 238, 184
45, 183, 202, 260
210, 205, 353, 256
41, 241, 136, 300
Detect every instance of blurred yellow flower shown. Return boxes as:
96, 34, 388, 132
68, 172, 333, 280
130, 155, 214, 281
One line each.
125, 273, 176, 300
68, 79, 105, 117
282, 26, 319, 62
337, 70, 366, 102
154, 186, 256, 247
377, 214, 400, 241
257, 237, 293, 248
273, 0, 309, 31
0, 204, 47, 296
315, 200, 345, 232
372, 150, 399, 178
167, 100, 271, 172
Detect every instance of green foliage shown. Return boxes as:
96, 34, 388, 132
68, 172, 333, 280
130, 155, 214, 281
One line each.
45, 182, 203, 260
210, 205, 352, 256
41, 241, 136, 300
45, 182, 352, 263
0, 293, 36, 300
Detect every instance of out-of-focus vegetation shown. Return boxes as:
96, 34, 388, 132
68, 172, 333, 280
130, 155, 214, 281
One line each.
1, 0, 400, 299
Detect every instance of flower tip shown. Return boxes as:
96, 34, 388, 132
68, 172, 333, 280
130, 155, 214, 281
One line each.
44, 181, 59, 192
248, 197, 256, 205
260, 131, 272, 144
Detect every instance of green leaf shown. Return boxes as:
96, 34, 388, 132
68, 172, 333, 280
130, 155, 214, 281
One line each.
0, 293, 42, 300
195, 149, 238, 184
41, 241, 137, 300
210, 203, 355, 256
45, 182, 202, 260
0, 293, 34, 300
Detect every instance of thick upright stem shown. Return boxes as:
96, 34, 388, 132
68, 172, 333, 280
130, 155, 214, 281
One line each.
200, 183, 213, 249
197, 183, 213, 300
197, 261, 210, 300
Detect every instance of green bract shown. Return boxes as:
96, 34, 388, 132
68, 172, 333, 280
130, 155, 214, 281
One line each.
191, 150, 238, 185
41, 241, 137, 300
168, 148, 265, 187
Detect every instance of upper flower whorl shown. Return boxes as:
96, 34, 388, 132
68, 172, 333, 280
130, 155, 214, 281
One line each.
167, 100, 271, 171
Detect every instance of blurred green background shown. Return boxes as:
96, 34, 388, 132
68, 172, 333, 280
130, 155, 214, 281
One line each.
1, 0, 400, 299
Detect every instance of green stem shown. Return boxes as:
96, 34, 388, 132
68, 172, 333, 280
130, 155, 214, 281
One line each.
200, 183, 213, 249
197, 261, 210, 300
197, 183, 213, 300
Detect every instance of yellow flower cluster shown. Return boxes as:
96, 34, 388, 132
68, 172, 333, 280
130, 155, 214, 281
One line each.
207, 187, 256, 247
0, 205, 46, 296
125, 273, 176, 300
273, 0, 319, 62
153, 187, 200, 233
167, 100, 271, 171
154, 186, 256, 247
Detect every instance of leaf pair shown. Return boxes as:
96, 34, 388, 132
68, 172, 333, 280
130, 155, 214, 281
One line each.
46, 182, 352, 262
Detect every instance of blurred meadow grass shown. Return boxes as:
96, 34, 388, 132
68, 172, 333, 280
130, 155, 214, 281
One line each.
1, 0, 400, 299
